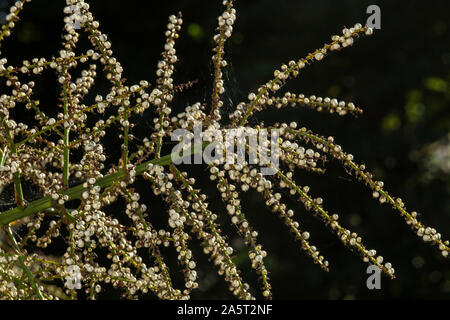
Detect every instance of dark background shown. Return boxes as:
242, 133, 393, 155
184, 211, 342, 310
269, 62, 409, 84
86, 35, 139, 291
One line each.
1, 0, 449, 299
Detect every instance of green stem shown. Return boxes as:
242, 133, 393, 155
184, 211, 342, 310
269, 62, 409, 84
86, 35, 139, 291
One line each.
5, 225, 44, 300
63, 91, 70, 188
0, 143, 202, 227
0, 146, 7, 165
63, 129, 70, 187
2, 117, 24, 207
123, 117, 129, 166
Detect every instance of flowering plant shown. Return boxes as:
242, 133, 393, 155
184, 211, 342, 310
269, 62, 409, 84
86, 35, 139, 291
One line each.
0, 0, 448, 300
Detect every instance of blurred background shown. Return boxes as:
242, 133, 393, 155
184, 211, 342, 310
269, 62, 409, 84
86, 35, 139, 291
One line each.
1, 0, 449, 299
